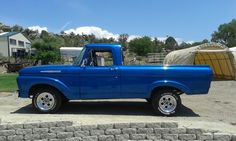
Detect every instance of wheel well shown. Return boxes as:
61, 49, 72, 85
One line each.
150, 86, 183, 98
29, 84, 68, 100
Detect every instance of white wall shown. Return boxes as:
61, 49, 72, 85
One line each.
8, 33, 31, 56
0, 37, 9, 57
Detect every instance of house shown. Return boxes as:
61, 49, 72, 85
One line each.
0, 32, 31, 58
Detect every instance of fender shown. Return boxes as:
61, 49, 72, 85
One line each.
17, 76, 75, 99
148, 80, 192, 97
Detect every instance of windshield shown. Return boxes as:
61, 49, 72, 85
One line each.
73, 47, 86, 65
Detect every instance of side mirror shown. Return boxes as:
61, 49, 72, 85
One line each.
81, 58, 88, 67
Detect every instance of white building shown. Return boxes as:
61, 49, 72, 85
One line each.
0, 32, 31, 58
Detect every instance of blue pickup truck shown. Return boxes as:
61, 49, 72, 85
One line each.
17, 44, 212, 115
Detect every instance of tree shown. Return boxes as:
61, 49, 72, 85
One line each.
40, 30, 50, 39
22, 28, 39, 41
32, 34, 61, 65
178, 42, 192, 49
129, 36, 153, 56
0, 22, 11, 32
118, 34, 129, 50
165, 36, 178, 51
12, 25, 23, 32
202, 39, 209, 43
153, 38, 165, 53
0, 22, 3, 32
191, 39, 209, 46
211, 19, 236, 47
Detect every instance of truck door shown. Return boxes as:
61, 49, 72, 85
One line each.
80, 48, 120, 99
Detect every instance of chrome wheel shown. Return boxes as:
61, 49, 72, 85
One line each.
36, 92, 55, 111
158, 94, 177, 114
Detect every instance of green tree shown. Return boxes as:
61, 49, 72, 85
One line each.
202, 39, 209, 43
191, 39, 209, 46
0, 22, 3, 32
0, 22, 11, 32
11, 25, 23, 32
129, 36, 153, 56
153, 38, 165, 53
22, 28, 40, 41
211, 19, 236, 47
178, 42, 192, 49
165, 36, 178, 50
32, 33, 61, 65
40, 30, 50, 39
118, 34, 129, 50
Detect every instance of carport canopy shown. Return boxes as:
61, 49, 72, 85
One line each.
163, 43, 236, 80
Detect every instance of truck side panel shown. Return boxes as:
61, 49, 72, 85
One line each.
119, 65, 212, 98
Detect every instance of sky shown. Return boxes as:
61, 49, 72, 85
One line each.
0, 0, 235, 43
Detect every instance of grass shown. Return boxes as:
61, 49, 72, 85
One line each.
0, 73, 18, 92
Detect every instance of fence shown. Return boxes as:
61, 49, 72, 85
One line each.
147, 53, 167, 64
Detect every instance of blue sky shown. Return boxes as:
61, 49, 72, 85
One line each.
0, 0, 235, 42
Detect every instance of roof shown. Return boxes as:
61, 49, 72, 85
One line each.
60, 47, 83, 51
85, 43, 121, 49
0, 32, 18, 37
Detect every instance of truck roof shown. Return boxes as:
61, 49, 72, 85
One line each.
85, 43, 121, 49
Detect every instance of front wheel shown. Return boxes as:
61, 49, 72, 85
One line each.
151, 89, 181, 116
32, 88, 62, 113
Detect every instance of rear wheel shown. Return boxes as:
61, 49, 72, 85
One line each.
32, 88, 62, 113
151, 89, 181, 116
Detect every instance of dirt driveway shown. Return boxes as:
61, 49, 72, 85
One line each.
0, 81, 236, 133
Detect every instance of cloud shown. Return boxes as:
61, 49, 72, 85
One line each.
174, 38, 184, 45
64, 26, 193, 44
64, 26, 119, 39
186, 41, 194, 44
156, 37, 167, 42
64, 26, 142, 41
173, 38, 194, 45
127, 35, 142, 42
28, 26, 48, 33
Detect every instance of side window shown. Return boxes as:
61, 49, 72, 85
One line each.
10, 39, 17, 45
85, 49, 114, 67
18, 41, 24, 47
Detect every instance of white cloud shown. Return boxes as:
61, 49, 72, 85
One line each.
127, 35, 142, 41
186, 41, 194, 44
156, 37, 167, 42
28, 25, 48, 33
64, 26, 193, 44
174, 38, 184, 45
172, 38, 195, 45
64, 26, 119, 40
64, 26, 156, 42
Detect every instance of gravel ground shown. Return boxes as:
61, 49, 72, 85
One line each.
0, 81, 235, 133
